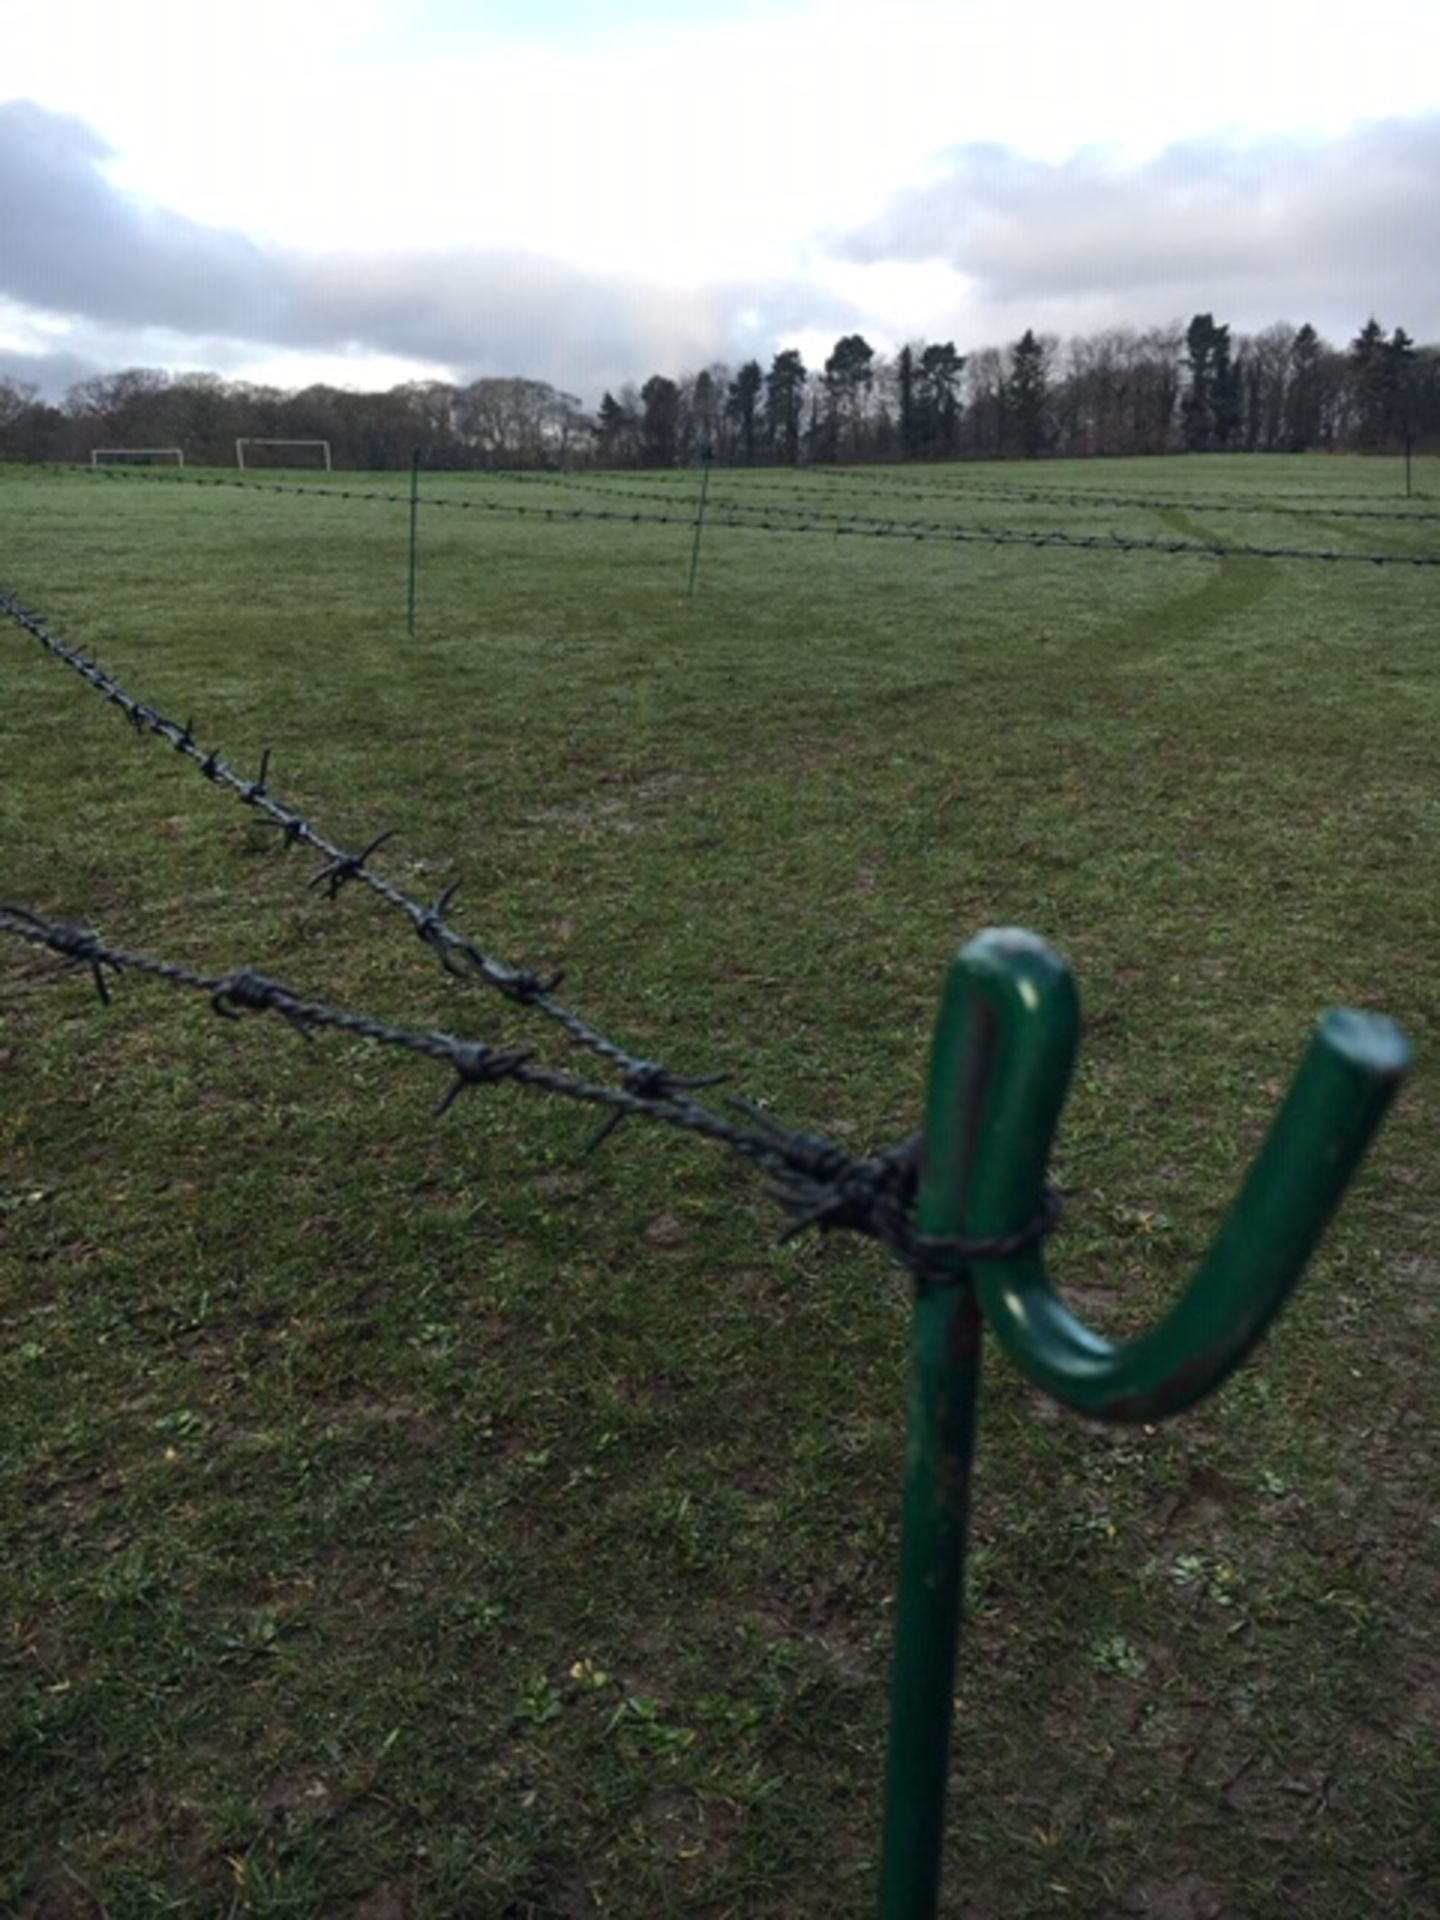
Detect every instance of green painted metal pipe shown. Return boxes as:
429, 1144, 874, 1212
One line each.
406, 447, 421, 635
944, 929, 1411, 1422
878, 928, 1411, 1919
877, 1280, 982, 1920
686, 448, 713, 598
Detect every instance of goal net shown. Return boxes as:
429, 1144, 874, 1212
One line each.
236, 438, 332, 471
91, 447, 185, 466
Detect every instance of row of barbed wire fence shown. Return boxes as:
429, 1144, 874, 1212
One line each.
65, 451, 1440, 518
5, 588, 1084, 1289
59, 461, 1440, 567
414, 458, 1440, 525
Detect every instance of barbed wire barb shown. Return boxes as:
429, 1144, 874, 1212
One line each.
0, 903, 122, 1004
310, 827, 401, 900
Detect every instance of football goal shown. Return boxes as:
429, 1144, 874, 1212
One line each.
235, 438, 332, 471
91, 447, 185, 467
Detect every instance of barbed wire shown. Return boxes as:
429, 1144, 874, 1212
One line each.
670, 465, 1440, 526
620, 503, 1435, 565
695, 462, 1438, 520
0, 588, 731, 1108
65, 464, 1440, 567
452, 467, 696, 508
76, 461, 695, 529
547, 465, 1440, 540
64, 457, 1438, 523
0, 902, 1060, 1283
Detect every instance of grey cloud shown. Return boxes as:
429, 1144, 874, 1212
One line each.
0, 101, 280, 335
839, 119, 1440, 336
0, 343, 104, 397
0, 100, 855, 397
282, 249, 725, 388
280, 254, 854, 392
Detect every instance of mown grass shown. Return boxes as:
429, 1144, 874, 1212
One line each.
2, 454, 1437, 1918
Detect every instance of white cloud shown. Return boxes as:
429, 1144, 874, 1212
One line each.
838, 121, 1440, 344
11, 0, 1432, 281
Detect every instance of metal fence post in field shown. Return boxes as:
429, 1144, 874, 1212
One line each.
686, 442, 714, 597
877, 929, 1411, 1919
407, 447, 422, 634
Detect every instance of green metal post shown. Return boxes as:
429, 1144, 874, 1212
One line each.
878, 929, 1410, 1920
877, 930, 1059, 1920
686, 445, 713, 597
876, 1145, 985, 1912
407, 447, 421, 635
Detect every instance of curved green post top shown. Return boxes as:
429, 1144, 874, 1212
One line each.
928, 929, 1412, 1422
879, 929, 1410, 1920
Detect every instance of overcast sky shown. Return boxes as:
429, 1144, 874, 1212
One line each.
3, 0, 1439, 401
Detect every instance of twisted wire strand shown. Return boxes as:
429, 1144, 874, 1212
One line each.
2, 903, 1064, 1272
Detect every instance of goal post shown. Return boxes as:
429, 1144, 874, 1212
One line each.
236, 438, 332, 471
91, 447, 185, 467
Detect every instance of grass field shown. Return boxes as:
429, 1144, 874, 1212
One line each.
2, 453, 1437, 1917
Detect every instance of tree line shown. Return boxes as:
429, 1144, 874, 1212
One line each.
2, 315, 1435, 471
